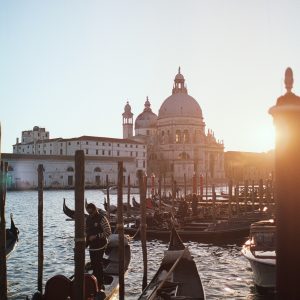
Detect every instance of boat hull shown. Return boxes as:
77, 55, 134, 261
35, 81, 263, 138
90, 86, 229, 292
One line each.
249, 259, 276, 289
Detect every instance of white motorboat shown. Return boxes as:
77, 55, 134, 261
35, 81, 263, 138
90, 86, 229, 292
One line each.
242, 219, 276, 290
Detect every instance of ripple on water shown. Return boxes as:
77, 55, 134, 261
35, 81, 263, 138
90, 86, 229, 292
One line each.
5, 190, 275, 299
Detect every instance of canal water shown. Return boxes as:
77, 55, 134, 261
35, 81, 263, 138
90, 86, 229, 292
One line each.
5, 190, 275, 299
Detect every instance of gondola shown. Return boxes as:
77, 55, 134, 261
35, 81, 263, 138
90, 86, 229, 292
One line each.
138, 227, 206, 299
124, 219, 250, 243
31, 234, 131, 300
6, 214, 19, 258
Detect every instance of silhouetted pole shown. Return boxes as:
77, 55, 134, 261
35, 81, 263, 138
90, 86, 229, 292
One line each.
228, 180, 232, 219
0, 161, 8, 300
244, 180, 248, 213
235, 185, 240, 215
192, 173, 197, 194
37, 164, 44, 294
259, 179, 263, 211
171, 176, 175, 213
74, 150, 85, 300
158, 175, 162, 209
205, 172, 208, 200
212, 184, 216, 223
251, 180, 255, 212
106, 174, 110, 221
117, 162, 125, 300
127, 175, 131, 219
269, 67, 300, 298
183, 173, 187, 199
138, 170, 147, 290
199, 174, 204, 198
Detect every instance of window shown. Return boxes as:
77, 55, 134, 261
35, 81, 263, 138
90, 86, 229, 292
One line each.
43, 150, 46, 154
61, 143, 63, 146
136, 152, 138, 157
68, 142, 71, 145
117, 143, 120, 147
108, 150, 111, 156
86, 149, 88, 155
96, 150, 98, 155
143, 161, 146, 168
77, 142, 80, 145
96, 142, 98, 146
94, 167, 101, 172
109, 143, 111, 146
102, 142, 105, 146
60, 149, 63, 155
143, 152, 146, 157
175, 130, 181, 143
130, 151, 133, 157
183, 130, 190, 143
67, 166, 74, 172
22, 149, 24, 153
125, 144, 127, 147
117, 151, 120, 156
136, 145, 138, 148
86, 141, 88, 145
50, 150, 52, 154
146, 130, 150, 136
136, 161, 138, 168
130, 144, 133, 148
102, 150, 105, 155
50, 143, 52, 146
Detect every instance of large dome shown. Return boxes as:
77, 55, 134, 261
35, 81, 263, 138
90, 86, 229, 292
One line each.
158, 69, 203, 120
135, 97, 157, 129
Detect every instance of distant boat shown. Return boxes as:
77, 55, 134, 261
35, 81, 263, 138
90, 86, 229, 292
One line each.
138, 227, 206, 299
6, 214, 19, 258
241, 219, 276, 291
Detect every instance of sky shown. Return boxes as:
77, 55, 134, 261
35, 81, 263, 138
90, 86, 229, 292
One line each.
1, 1, 300, 153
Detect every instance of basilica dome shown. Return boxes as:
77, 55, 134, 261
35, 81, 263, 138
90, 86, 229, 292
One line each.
135, 97, 158, 129
158, 68, 203, 120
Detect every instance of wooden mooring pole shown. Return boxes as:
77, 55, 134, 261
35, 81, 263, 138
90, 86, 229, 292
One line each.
138, 170, 147, 290
117, 162, 125, 300
37, 164, 44, 294
228, 180, 232, 219
259, 179, 263, 211
74, 150, 85, 300
0, 161, 8, 300
269, 67, 300, 298
158, 175, 162, 209
127, 174, 131, 219
106, 174, 110, 221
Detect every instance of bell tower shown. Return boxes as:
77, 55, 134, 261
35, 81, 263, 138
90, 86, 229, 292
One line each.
122, 101, 133, 138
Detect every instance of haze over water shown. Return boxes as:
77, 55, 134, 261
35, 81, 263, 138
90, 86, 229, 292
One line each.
5, 190, 275, 299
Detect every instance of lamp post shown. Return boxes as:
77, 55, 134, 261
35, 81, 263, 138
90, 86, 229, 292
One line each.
269, 67, 300, 298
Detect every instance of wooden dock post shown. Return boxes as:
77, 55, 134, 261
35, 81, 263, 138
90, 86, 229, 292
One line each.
117, 162, 125, 300
212, 184, 216, 223
269, 67, 300, 298
235, 184, 240, 215
0, 161, 8, 300
251, 180, 255, 212
74, 150, 85, 300
158, 175, 162, 209
244, 180, 248, 213
127, 174, 131, 219
138, 170, 147, 290
106, 174, 110, 221
228, 180, 232, 219
259, 179, 263, 211
37, 164, 44, 294
183, 173, 187, 199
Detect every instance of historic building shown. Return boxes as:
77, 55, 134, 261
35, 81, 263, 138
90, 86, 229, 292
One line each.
123, 68, 225, 184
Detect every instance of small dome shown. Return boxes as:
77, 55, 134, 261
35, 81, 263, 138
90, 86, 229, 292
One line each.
135, 97, 158, 129
124, 101, 131, 113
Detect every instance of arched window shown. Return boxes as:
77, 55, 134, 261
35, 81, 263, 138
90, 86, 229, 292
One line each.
94, 167, 101, 172
175, 130, 181, 143
67, 166, 74, 172
178, 152, 190, 160
183, 130, 190, 143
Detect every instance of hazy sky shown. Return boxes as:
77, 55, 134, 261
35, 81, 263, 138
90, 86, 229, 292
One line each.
1, 1, 300, 153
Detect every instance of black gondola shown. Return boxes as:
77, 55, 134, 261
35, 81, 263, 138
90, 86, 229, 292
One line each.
6, 214, 19, 258
138, 227, 206, 299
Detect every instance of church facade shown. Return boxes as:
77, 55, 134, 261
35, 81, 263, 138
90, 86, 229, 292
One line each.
123, 68, 225, 184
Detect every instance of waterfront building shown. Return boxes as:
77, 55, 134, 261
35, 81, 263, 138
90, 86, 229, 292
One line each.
5, 68, 224, 189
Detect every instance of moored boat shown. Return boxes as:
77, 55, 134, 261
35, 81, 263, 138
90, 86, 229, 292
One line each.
241, 219, 276, 291
6, 214, 19, 258
138, 227, 206, 299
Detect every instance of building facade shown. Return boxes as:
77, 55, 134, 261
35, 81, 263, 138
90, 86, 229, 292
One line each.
124, 68, 225, 184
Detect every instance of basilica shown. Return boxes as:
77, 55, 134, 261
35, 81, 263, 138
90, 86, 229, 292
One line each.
123, 68, 225, 184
